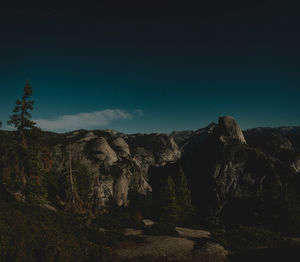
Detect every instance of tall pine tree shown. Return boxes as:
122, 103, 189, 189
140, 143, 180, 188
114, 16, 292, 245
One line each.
7, 81, 35, 132
159, 176, 179, 226
5, 81, 46, 203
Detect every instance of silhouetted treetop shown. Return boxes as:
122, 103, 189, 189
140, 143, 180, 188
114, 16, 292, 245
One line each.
7, 81, 35, 131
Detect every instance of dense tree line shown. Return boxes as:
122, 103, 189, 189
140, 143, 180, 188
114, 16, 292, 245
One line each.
142, 166, 195, 236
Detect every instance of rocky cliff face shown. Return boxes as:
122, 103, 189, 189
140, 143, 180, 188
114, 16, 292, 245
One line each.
47, 130, 181, 213
217, 115, 247, 144
45, 116, 300, 221
170, 116, 300, 226
172, 115, 246, 151
2, 116, 299, 226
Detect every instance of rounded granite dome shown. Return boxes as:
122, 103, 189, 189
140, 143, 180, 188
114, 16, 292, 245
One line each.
218, 116, 247, 144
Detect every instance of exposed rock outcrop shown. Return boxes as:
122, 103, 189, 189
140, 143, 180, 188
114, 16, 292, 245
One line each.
116, 226, 226, 262
171, 116, 246, 152
169, 116, 299, 225
291, 156, 300, 173
92, 137, 118, 166
217, 115, 247, 144
176, 227, 211, 239
192, 242, 229, 262
115, 235, 195, 261
112, 137, 130, 155
3, 115, 298, 227
113, 173, 129, 206
47, 115, 296, 220
48, 130, 181, 213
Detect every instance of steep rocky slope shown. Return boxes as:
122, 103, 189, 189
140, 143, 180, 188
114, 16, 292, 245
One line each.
1, 116, 299, 229
244, 126, 300, 173
170, 116, 300, 228
45, 129, 181, 213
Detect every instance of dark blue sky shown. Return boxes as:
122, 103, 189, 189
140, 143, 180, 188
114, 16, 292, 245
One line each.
1, 3, 299, 133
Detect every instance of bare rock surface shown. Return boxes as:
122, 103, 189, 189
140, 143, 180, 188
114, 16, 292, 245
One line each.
115, 227, 228, 262
41, 117, 300, 226
115, 235, 194, 261
291, 155, 300, 173
115, 238, 229, 262
122, 228, 143, 236
113, 173, 129, 206
176, 227, 211, 239
92, 137, 118, 165
49, 130, 181, 212
191, 242, 229, 262
112, 137, 130, 155
218, 115, 247, 144
142, 219, 155, 227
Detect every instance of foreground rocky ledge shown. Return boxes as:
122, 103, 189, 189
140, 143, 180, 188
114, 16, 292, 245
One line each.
114, 226, 228, 262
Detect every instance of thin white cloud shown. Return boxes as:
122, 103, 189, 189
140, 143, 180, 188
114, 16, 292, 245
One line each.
35, 109, 136, 132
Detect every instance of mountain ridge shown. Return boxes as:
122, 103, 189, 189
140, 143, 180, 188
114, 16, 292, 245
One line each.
1, 116, 300, 231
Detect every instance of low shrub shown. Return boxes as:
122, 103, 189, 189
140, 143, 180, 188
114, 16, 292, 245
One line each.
0, 193, 121, 262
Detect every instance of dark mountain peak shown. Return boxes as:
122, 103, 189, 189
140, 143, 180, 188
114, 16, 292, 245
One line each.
171, 115, 247, 149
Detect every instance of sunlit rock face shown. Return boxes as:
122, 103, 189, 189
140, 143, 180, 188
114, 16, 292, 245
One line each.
49, 130, 181, 212
92, 137, 118, 166
171, 116, 246, 153
217, 115, 247, 144
112, 137, 130, 155
291, 156, 300, 173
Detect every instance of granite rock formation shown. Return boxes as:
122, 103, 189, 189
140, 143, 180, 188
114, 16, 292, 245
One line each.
48, 130, 181, 213
41, 116, 300, 223
169, 117, 299, 225
217, 115, 247, 144
1, 116, 299, 226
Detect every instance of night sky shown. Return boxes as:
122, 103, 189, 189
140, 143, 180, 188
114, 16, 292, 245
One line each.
1, 2, 299, 133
